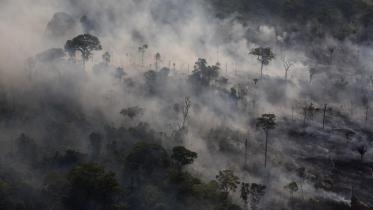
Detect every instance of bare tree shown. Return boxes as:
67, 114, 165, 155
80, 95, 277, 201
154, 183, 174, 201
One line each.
281, 56, 294, 82
181, 97, 192, 129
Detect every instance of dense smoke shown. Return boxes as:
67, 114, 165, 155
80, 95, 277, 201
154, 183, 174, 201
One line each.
0, 0, 372, 210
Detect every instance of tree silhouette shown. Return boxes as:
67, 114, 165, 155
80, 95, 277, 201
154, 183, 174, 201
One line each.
322, 104, 331, 129
284, 181, 299, 210
138, 44, 148, 67
240, 182, 250, 208
250, 183, 266, 210
250, 47, 275, 79
216, 170, 240, 199
256, 114, 277, 168
362, 95, 370, 126
285, 181, 299, 199
189, 58, 219, 87
296, 167, 306, 200
64, 34, 102, 68
302, 103, 320, 127
155, 52, 161, 71
356, 145, 368, 162
281, 56, 294, 82
171, 146, 197, 168
181, 97, 192, 129
102, 51, 111, 65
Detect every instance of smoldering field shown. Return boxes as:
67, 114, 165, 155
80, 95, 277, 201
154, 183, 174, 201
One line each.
0, 0, 372, 210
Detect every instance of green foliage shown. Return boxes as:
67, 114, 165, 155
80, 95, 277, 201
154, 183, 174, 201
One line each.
171, 146, 197, 167
126, 143, 170, 174
169, 169, 202, 195
191, 180, 221, 200
64, 163, 120, 210
189, 58, 220, 87
42, 171, 69, 203
216, 170, 240, 197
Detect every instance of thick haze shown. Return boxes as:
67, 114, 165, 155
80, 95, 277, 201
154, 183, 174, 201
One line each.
0, 0, 373, 209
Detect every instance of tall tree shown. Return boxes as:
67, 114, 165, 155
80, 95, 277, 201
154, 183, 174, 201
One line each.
216, 170, 240, 199
256, 114, 277, 168
281, 56, 294, 82
64, 34, 102, 68
244, 138, 248, 168
181, 97, 192, 129
362, 95, 370, 126
155, 52, 161, 71
249, 47, 275, 79
322, 104, 329, 129
138, 44, 148, 67
240, 182, 250, 208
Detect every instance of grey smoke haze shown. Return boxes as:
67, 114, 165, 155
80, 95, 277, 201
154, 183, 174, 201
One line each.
0, 0, 373, 209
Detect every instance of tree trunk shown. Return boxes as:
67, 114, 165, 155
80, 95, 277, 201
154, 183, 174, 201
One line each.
285, 69, 288, 81
303, 109, 307, 127
260, 61, 264, 79
244, 138, 248, 168
365, 107, 369, 126
291, 106, 294, 121
264, 130, 269, 168
141, 52, 144, 67
322, 104, 327, 129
